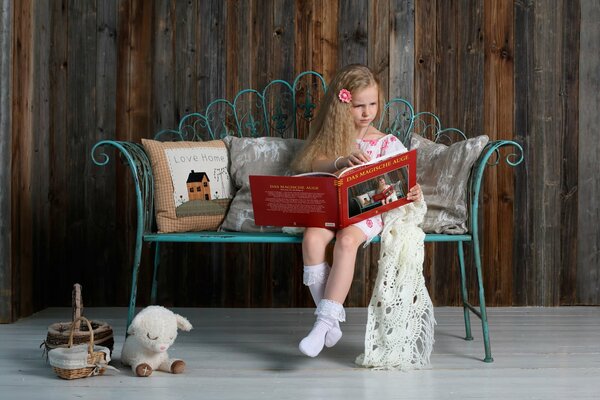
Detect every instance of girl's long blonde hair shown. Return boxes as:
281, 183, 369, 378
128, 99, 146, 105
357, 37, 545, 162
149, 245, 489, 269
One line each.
291, 64, 384, 173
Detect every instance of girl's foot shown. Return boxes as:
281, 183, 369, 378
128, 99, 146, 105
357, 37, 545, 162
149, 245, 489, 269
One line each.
324, 322, 342, 347
299, 317, 334, 357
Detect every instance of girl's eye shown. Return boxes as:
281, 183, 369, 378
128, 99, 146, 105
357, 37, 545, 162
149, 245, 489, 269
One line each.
147, 333, 158, 340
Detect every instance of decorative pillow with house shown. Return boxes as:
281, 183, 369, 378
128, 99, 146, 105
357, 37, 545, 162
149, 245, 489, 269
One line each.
142, 139, 234, 233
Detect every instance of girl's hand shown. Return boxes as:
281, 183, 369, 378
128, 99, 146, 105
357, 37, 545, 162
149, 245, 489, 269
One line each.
345, 150, 370, 167
407, 184, 423, 201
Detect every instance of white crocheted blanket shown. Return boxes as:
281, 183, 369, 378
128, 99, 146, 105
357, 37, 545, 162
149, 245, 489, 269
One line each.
356, 200, 436, 370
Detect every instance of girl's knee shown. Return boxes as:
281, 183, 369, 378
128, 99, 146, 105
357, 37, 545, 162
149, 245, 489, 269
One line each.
303, 229, 332, 258
335, 231, 364, 251
303, 230, 324, 248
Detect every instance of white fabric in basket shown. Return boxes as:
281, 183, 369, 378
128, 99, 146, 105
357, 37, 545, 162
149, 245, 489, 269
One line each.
48, 344, 111, 369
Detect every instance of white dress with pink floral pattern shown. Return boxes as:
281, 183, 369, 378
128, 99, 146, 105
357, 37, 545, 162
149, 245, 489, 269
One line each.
352, 134, 408, 241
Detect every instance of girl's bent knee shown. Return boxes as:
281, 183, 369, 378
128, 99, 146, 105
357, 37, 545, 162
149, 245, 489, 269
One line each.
335, 232, 363, 250
303, 231, 325, 248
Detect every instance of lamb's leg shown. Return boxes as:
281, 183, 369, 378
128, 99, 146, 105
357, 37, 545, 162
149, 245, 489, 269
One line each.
158, 358, 186, 374
134, 363, 153, 377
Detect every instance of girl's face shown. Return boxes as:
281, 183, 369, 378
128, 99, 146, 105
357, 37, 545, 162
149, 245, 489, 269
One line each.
350, 84, 379, 132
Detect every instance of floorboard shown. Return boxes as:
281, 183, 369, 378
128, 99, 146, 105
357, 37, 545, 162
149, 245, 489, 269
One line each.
0, 307, 598, 399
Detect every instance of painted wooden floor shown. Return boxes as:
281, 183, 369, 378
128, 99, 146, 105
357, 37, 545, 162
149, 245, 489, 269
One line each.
0, 307, 599, 400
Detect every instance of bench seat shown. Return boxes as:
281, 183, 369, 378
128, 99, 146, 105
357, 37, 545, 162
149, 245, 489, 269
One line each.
143, 231, 473, 244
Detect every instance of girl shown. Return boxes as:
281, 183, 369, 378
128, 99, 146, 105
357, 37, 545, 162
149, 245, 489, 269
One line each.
291, 64, 422, 358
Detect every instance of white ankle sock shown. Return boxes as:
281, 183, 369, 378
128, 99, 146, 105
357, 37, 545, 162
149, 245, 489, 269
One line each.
303, 264, 343, 348
299, 299, 345, 357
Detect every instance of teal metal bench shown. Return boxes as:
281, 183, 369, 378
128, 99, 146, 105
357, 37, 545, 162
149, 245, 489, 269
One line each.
92, 71, 523, 362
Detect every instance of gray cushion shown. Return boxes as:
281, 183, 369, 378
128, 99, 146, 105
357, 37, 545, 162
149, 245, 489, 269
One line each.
411, 134, 489, 234
220, 136, 305, 232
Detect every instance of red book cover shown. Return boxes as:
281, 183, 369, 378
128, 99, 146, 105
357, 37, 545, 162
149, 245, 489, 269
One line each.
249, 149, 417, 229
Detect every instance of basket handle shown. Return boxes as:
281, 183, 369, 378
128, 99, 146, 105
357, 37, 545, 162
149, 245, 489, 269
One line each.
72, 283, 83, 331
68, 316, 95, 354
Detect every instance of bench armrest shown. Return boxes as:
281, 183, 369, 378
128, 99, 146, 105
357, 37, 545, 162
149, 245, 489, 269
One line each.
468, 139, 524, 235
91, 140, 155, 236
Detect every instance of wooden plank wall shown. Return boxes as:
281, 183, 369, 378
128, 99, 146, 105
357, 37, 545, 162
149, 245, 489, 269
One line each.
577, 0, 600, 304
0, 0, 12, 323
4, 0, 598, 320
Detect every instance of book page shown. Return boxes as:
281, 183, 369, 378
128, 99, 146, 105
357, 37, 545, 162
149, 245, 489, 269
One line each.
294, 171, 338, 178
337, 149, 404, 178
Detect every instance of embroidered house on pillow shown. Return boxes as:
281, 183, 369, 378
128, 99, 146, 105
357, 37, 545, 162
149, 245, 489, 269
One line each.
186, 171, 211, 201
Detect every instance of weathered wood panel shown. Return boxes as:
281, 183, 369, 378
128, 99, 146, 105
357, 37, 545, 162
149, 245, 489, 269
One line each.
577, 0, 600, 304
47, 0, 70, 307
115, 0, 155, 307
32, 0, 51, 311
92, 0, 119, 305
194, 0, 227, 307
66, 0, 98, 308
11, 0, 34, 318
369, 0, 390, 100
389, 0, 414, 102
559, 0, 580, 305
153, 0, 175, 127
513, 0, 534, 306
483, 0, 514, 306
531, 1, 563, 306
197, 0, 226, 109
338, 0, 367, 67
318, 0, 338, 82
414, 0, 436, 114
414, 0, 437, 300
433, 0, 461, 305
0, 0, 12, 322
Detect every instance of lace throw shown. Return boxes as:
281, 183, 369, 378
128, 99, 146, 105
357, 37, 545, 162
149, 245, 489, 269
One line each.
356, 200, 436, 370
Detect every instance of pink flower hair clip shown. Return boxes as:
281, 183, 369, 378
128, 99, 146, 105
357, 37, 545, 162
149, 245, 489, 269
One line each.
338, 88, 352, 103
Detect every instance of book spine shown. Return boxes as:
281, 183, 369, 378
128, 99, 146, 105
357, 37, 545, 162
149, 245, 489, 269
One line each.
335, 178, 344, 228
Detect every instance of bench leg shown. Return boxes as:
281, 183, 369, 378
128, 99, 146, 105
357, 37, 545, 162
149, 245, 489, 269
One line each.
126, 237, 144, 335
151, 242, 160, 304
473, 238, 494, 363
457, 242, 473, 341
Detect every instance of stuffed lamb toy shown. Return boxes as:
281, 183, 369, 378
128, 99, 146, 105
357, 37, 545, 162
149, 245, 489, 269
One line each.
121, 305, 193, 377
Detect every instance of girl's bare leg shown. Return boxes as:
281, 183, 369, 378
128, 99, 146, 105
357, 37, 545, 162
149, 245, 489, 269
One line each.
302, 227, 335, 265
299, 226, 366, 357
324, 226, 367, 303
301, 227, 342, 348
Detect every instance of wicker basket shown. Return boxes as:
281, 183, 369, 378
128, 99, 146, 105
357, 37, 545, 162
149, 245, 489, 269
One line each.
42, 284, 114, 357
48, 317, 111, 380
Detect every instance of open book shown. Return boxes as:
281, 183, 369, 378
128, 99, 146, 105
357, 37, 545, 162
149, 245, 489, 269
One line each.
249, 149, 417, 229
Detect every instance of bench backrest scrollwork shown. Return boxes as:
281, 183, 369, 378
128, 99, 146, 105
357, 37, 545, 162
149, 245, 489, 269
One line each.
91, 71, 524, 237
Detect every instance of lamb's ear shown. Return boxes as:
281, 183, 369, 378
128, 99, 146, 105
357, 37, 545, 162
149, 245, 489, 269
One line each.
175, 314, 193, 331
127, 316, 140, 336
127, 310, 144, 335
